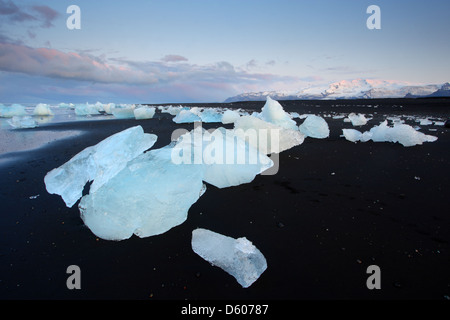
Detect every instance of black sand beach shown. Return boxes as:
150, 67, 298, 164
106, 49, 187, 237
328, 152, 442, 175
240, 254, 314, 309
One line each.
0, 98, 449, 303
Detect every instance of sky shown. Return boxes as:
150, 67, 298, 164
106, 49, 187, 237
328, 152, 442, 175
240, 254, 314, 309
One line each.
0, 0, 449, 103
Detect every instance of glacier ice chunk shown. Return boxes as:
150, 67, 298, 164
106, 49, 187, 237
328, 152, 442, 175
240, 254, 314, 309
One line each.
234, 115, 305, 154
8, 116, 38, 129
198, 108, 223, 123
0, 104, 28, 117
191, 228, 267, 288
44, 126, 157, 208
134, 106, 156, 119
299, 115, 330, 139
172, 126, 273, 188
222, 110, 240, 124
112, 105, 135, 119
173, 109, 202, 123
74, 103, 101, 116
256, 97, 298, 130
342, 120, 438, 147
79, 146, 205, 240
33, 103, 54, 116
347, 113, 368, 126
342, 128, 363, 143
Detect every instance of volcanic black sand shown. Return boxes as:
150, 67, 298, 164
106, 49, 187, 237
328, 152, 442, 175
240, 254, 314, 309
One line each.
0, 98, 449, 304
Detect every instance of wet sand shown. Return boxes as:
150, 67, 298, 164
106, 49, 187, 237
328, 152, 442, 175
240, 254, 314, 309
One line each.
0, 98, 449, 303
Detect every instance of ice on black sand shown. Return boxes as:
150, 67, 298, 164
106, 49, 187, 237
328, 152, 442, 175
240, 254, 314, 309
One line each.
191, 228, 267, 288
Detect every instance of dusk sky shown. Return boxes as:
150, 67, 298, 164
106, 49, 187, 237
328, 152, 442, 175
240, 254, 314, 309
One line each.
0, 0, 449, 103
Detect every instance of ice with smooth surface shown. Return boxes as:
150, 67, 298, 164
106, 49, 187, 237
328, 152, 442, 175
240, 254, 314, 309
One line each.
347, 113, 368, 126
234, 115, 305, 154
256, 97, 298, 130
342, 129, 363, 143
222, 109, 241, 124
79, 146, 205, 240
134, 106, 156, 119
342, 120, 438, 147
191, 228, 267, 288
74, 103, 101, 116
8, 116, 38, 128
44, 126, 157, 208
112, 105, 135, 119
0, 104, 28, 117
173, 109, 202, 123
172, 127, 273, 188
299, 115, 330, 139
199, 108, 223, 123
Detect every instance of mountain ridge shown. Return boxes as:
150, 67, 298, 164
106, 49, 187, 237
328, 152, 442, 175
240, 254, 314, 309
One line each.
225, 79, 450, 102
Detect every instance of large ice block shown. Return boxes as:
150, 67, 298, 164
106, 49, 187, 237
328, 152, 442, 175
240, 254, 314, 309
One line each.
44, 126, 157, 208
79, 146, 205, 240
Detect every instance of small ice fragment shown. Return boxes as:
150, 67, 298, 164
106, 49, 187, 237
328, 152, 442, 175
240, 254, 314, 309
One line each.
8, 116, 38, 128
134, 106, 156, 119
418, 118, 433, 126
221, 110, 240, 124
33, 103, 53, 116
0, 104, 28, 117
112, 105, 135, 119
198, 108, 223, 123
191, 228, 267, 288
299, 115, 330, 139
75, 103, 101, 116
347, 113, 368, 126
344, 121, 437, 147
29, 194, 40, 199
173, 109, 201, 123
342, 129, 363, 143
414, 176, 421, 180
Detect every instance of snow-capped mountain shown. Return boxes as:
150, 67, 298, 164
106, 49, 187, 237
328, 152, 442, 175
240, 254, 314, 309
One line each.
224, 79, 447, 102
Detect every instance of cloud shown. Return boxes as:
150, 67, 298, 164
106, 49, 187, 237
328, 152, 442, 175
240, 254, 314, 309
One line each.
31, 5, 60, 28
0, 42, 158, 84
161, 54, 188, 63
0, 43, 321, 102
0, 0, 60, 28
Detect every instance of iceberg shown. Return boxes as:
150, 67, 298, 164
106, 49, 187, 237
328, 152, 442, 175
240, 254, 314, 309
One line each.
191, 228, 267, 288
79, 146, 205, 240
299, 115, 330, 139
346, 113, 368, 126
234, 115, 305, 154
33, 103, 54, 116
134, 106, 156, 120
221, 109, 240, 124
342, 120, 438, 147
256, 97, 298, 130
8, 116, 38, 129
44, 126, 157, 208
0, 104, 28, 117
